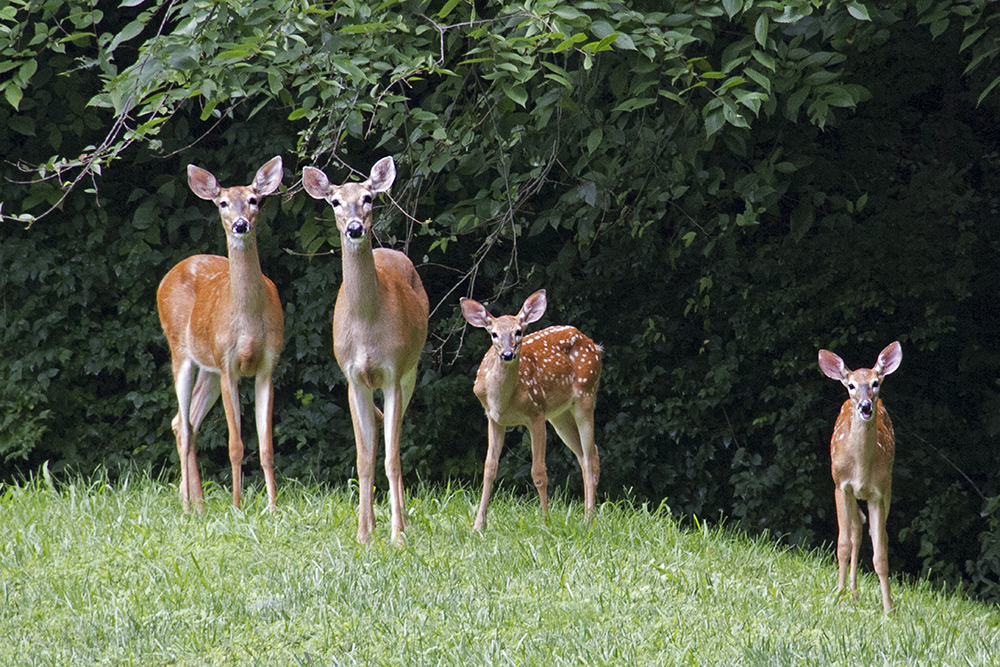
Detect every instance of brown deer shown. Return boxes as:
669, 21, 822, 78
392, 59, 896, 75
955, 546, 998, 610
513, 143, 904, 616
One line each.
157, 156, 284, 513
460, 289, 602, 531
818, 341, 902, 613
302, 157, 428, 545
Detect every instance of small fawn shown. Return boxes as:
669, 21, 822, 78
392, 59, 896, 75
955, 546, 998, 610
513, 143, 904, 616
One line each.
157, 157, 285, 513
818, 341, 902, 613
460, 289, 602, 531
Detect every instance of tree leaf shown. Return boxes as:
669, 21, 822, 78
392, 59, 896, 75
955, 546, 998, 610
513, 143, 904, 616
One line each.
502, 83, 528, 107
587, 128, 603, 154
704, 108, 725, 136
109, 20, 145, 53
847, 1, 871, 21
8, 115, 35, 136
4, 82, 22, 110
754, 13, 769, 48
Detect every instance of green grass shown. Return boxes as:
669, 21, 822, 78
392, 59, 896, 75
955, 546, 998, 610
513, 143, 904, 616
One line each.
1, 474, 998, 666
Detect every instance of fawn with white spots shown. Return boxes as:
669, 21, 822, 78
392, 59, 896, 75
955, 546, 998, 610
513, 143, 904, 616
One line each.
157, 157, 285, 513
460, 289, 602, 531
302, 157, 428, 546
818, 341, 902, 613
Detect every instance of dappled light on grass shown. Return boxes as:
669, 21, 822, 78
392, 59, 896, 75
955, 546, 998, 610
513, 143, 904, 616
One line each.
1, 476, 998, 666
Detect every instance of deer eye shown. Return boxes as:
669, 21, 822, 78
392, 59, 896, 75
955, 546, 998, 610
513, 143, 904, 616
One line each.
363, 194, 373, 206
872, 381, 879, 390
331, 198, 341, 208
847, 383, 855, 391
515, 329, 523, 337
219, 200, 229, 208
491, 332, 498, 340
248, 196, 258, 207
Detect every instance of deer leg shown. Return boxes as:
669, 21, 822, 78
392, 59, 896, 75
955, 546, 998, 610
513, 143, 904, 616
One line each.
171, 359, 197, 513
219, 370, 244, 509
550, 410, 595, 522
255, 371, 278, 511
528, 417, 550, 520
868, 498, 894, 613
183, 369, 220, 510
849, 503, 863, 599
348, 382, 378, 544
382, 381, 408, 546
474, 419, 506, 532
834, 487, 858, 600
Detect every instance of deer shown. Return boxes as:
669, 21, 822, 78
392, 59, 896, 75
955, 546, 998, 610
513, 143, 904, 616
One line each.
157, 156, 285, 513
818, 341, 902, 613
460, 289, 602, 531
302, 156, 429, 546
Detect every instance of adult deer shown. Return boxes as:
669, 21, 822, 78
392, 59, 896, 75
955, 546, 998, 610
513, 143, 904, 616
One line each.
460, 289, 602, 531
818, 341, 902, 613
157, 156, 284, 513
302, 157, 428, 545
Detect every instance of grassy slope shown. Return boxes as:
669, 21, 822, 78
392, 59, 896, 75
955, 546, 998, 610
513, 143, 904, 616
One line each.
1, 475, 998, 666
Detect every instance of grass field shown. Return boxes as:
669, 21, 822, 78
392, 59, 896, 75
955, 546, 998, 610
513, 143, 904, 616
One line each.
1, 473, 998, 666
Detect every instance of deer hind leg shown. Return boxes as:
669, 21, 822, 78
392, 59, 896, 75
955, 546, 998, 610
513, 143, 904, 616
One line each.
348, 382, 379, 544
474, 418, 507, 532
572, 397, 600, 521
255, 370, 278, 511
528, 417, 550, 520
171, 358, 198, 513
550, 407, 599, 522
180, 369, 220, 510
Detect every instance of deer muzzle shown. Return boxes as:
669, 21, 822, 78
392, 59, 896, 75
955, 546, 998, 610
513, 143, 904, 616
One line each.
346, 220, 365, 240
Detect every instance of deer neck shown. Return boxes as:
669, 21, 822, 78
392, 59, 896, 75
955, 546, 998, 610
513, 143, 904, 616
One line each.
227, 235, 268, 317
340, 236, 385, 319
845, 404, 880, 456
484, 353, 522, 412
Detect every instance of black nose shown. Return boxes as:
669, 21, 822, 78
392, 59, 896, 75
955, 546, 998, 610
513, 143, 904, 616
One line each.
859, 400, 873, 420
500, 351, 516, 362
232, 219, 250, 235
346, 221, 364, 239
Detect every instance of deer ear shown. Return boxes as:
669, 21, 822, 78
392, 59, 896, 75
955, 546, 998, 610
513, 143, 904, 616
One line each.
818, 349, 849, 383
519, 289, 547, 325
253, 156, 283, 196
302, 167, 332, 200
188, 165, 220, 201
875, 341, 902, 377
460, 298, 493, 329
369, 156, 396, 193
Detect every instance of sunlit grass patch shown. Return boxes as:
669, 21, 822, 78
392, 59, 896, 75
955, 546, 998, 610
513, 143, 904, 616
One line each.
1, 474, 998, 666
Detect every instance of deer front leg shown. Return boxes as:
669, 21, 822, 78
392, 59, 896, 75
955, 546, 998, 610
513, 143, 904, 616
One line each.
868, 498, 895, 613
348, 382, 378, 544
255, 371, 278, 511
528, 417, 549, 520
220, 370, 244, 509
474, 418, 507, 532
834, 486, 858, 600
382, 382, 408, 546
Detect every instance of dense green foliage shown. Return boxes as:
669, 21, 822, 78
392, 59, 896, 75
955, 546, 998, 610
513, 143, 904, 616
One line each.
3, 476, 1000, 665
2, 0, 999, 600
